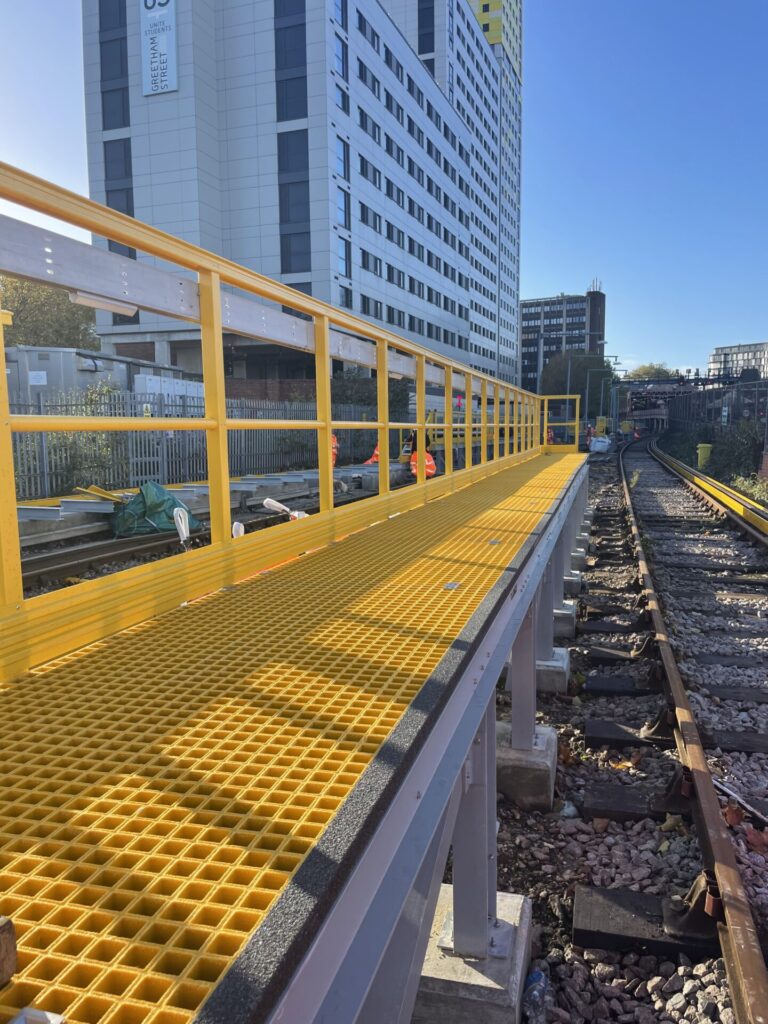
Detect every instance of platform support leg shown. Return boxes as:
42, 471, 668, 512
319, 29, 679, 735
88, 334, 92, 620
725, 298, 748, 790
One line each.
359, 784, 461, 1024
452, 703, 495, 957
552, 532, 577, 638
535, 558, 570, 694
567, 484, 588, 571
415, 704, 533, 1024
496, 606, 557, 810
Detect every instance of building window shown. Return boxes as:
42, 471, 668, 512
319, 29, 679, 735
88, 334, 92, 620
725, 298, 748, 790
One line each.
277, 129, 309, 173
359, 203, 382, 233
336, 187, 350, 229
275, 24, 306, 69
357, 11, 380, 52
335, 83, 349, 113
101, 87, 129, 130
384, 46, 404, 82
100, 37, 128, 82
361, 295, 382, 319
339, 284, 353, 309
359, 156, 381, 189
276, 77, 308, 120
358, 107, 381, 144
99, 0, 126, 31
279, 180, 310, 223
357, 60, 380, 99
418, 0, 435, 54
337, 237, 351, 277
384, 90, 404, 124
274, 0, 305, 14
103, 138, 132, 182
386, 306, 404, 328
106, 187, 134, 217
334, 35, 348, 80
333, 0, 347, 30
281, 232, 311, 273
335, 136, 350, 180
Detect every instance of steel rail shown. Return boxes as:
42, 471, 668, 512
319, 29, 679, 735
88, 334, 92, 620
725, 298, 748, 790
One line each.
620, 438, 768, 1024
19, 489, 376, 589
649, 441, 768, 545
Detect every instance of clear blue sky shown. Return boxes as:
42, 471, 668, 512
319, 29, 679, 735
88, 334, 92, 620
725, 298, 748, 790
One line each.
1, 1, 766, 373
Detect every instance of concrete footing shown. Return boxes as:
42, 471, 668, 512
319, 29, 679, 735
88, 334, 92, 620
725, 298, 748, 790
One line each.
571, 547, 587, 571
536, 647, 570, 694
554, 599, 577, 639
564, 570, 583, 597
496, 723, 557, 810
413, 884, 533, 1024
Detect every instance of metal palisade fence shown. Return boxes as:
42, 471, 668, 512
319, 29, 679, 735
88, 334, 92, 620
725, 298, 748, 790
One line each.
11, 390, 379, 499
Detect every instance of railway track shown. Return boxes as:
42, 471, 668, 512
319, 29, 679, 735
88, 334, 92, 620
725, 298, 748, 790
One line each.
495, 442, 768, 1024
20, 487, 370, 592
573, 440, 765, 1024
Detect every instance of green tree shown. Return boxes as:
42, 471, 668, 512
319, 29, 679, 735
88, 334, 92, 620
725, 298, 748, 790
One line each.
540, 353, 617, 420
625, 362, 672, 380
0, 275, 98, 349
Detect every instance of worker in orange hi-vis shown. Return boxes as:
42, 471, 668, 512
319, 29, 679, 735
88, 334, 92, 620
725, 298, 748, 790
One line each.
331, 432, 339, 467
364, 444, 380, 464
408, 430, 436, 478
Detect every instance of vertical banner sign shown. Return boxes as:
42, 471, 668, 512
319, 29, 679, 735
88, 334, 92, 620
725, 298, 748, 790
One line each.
140, 0, 178, 96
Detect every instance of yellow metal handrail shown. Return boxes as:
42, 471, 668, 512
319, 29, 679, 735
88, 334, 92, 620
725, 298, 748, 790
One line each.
0, 162, 580, 681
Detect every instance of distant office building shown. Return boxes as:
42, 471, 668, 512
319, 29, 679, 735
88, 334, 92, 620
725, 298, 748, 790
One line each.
519, 285, 606, 392
82, 0, 522, 384
708, 341, 768, 380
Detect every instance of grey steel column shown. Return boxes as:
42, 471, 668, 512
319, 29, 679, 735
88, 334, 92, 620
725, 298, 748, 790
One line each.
552, 532, 567, 611
535, 561, 555, 663
484, 702, 498, 922
452, 703, 494, 957
506, 604, 536, 751
360, 782, 462, 1024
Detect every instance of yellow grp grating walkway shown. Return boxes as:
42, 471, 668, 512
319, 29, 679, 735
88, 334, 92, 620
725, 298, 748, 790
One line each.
0, 453, 583, 1024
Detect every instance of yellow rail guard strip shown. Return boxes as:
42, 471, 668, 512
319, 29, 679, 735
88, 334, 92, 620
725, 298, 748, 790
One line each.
651, 443, 768, 538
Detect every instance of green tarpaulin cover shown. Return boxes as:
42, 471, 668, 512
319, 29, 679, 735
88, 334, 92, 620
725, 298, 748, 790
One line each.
111, 482, 201, 538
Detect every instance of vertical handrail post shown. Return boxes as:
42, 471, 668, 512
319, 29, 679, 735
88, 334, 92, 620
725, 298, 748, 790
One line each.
543, 397, 550, 448
0, 310, 23, 614
503, 387, 510, 457
376, 339, 389, 497
574, 395, 581, 451
199, 271, 231, 546
443, 366, 453, 477
480, 380, 488, 464
538, 397, 544, 447
314, 314, 334, 513
416, 353, 426, 485
464, 372, 472, 470
493, 383, 500, 461
513, 389, 519, 455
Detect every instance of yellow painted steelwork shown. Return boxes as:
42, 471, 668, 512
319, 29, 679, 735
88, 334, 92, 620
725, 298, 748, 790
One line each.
652, 444, 768, 538
0, 453, 583, 1023
0, 162, 579, 685
542, 395, 581, 452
